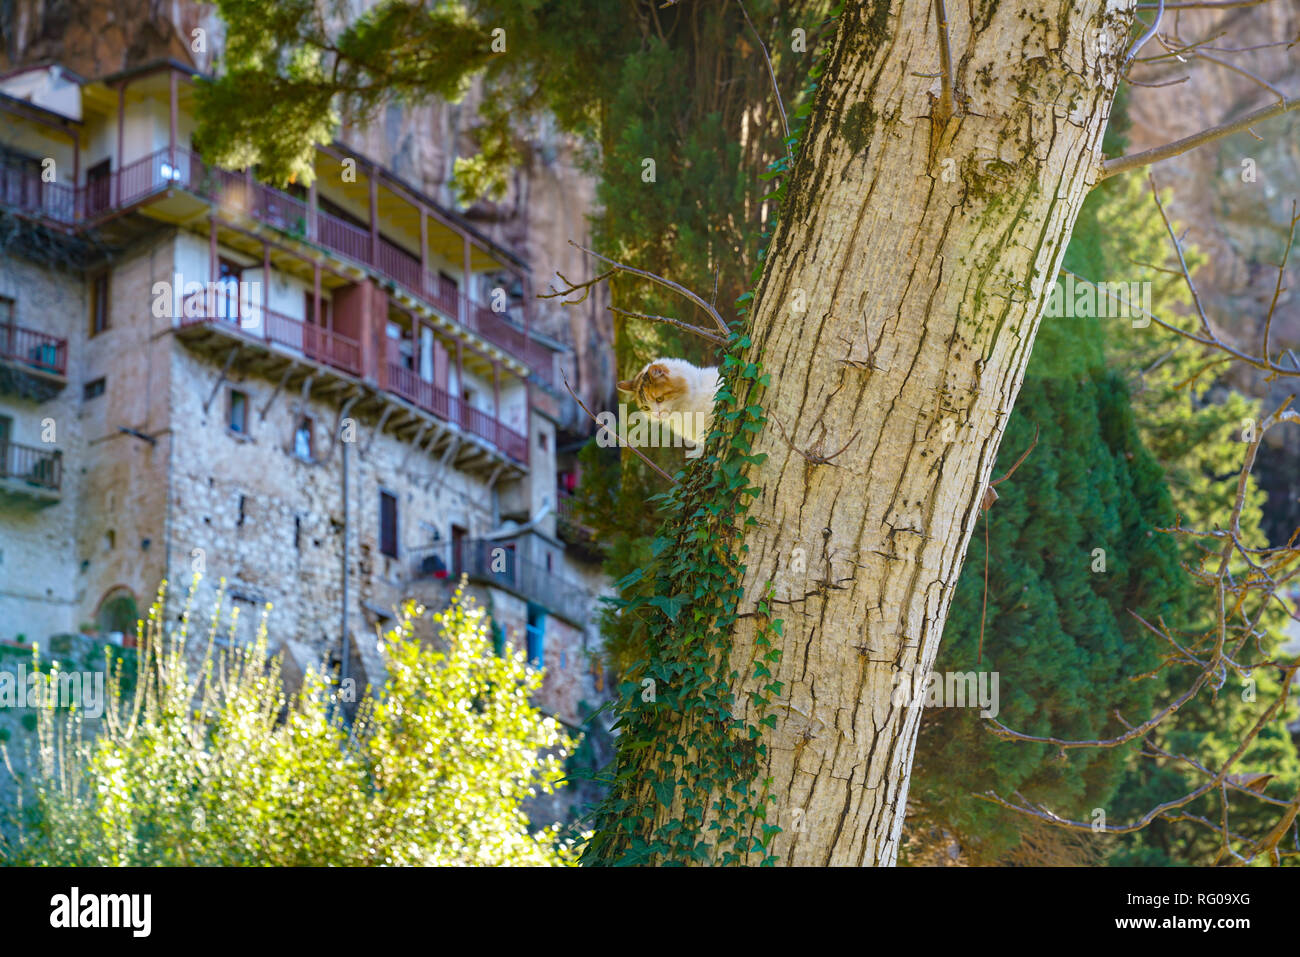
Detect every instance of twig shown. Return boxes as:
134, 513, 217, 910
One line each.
1123, 0, 1165, 69
608, 306, 727, 345
1262, 200, 1299, 372
538, 268, 615, 305
933, 0, 956, 125
1136, 0, 1272, 7
566, 240, 733, 337
1100, 97, 1299, 181
561, 368, 677, 485
736, 0, 792, 167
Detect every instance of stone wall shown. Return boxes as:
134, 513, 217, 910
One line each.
0, 253, 86, 639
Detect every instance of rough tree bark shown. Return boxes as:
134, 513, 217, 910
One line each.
668, 0, 1137, 864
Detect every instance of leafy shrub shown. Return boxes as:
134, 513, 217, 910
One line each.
2, 578, 579, 866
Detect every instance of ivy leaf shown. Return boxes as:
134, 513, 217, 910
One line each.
649, 594, 687, 621
616, 567, 645, 591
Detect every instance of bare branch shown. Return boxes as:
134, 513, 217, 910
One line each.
1124, 0, 1165, 68
1100, 97, 1299, 181
1136, 0, 1274, 8
933, 0, 956, 125
607, 306, 727, 345
736, 0, 793, 167
568, 241, 733, 337
1262, 200, 1299, 372
560, 368, 678, 486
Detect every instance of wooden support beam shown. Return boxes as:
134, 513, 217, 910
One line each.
366, 404, 398, 457
320, 392, 362, 465
203, 347, 240, 413
260, 363, 295, 420
427, 435, 461, 495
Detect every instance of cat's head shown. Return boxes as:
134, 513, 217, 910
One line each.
617, 360, 686, 419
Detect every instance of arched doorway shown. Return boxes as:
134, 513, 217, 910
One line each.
95, 587, 140, 646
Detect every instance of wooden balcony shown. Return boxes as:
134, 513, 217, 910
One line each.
174, 292, 526, 473
385, 363, 528, 465
176, 291, 362, 376
0, 145, 558, 385
0, 440, 61, 507
0, 321, 68, 401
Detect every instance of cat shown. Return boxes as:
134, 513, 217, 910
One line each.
617, 358, 721, 445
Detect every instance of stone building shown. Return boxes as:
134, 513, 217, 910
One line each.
0, 58, 609, 744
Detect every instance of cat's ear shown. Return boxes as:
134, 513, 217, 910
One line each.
647, 364, 667, 380
617, 379, 636, 392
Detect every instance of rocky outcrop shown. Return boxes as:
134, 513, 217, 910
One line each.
339, 94, 613, 427
0, 0, 612, 426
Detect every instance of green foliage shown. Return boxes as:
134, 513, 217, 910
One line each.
1, 578, 578, 866
1071, 175, 1300, 867
908, 98, 1300, 865
197, 0, 493, 186
580, 28, 837, 860
908, 314, 1188, 863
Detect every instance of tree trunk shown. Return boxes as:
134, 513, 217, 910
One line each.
649, 0, 1134, 865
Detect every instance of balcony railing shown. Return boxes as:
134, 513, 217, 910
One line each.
0, 144, 556, 383
178, 291, 362, 376
386, 361, 528, 464
0, 441, 62, 492
414, 537, 594, 625
0, 321, 67, 377
0, 167, 78, 223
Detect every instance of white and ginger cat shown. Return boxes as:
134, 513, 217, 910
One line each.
617, 358, 721, 445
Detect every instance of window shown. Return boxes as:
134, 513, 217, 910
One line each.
0, 295, 13, 326
451, 523, 467, 577
525, 605, 546, 667
83, 377, 106, 400
229, 389, 248, 434
84, 159, 111, 215
89, 271, 109, 335
294, 417, 313, 461
217, 259, 243, 319
379, 490, 398, 558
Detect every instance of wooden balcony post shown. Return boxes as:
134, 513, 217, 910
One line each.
262, 241, 270, 340
313, 261, 322, 328
168, 70, 178, 181
520, 269, 530, 337
115, 82, 125, 205
369, 164, 379, 265
419, 206, 428, 295
209, 214, 217, 307
455, 339, 464, 420
493, 360, 500, 420
308, 177, 318, 242
462, 234, 472, 327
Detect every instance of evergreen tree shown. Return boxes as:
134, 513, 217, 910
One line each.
906, 311, 1189, 864
906, 96, 1300, 866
